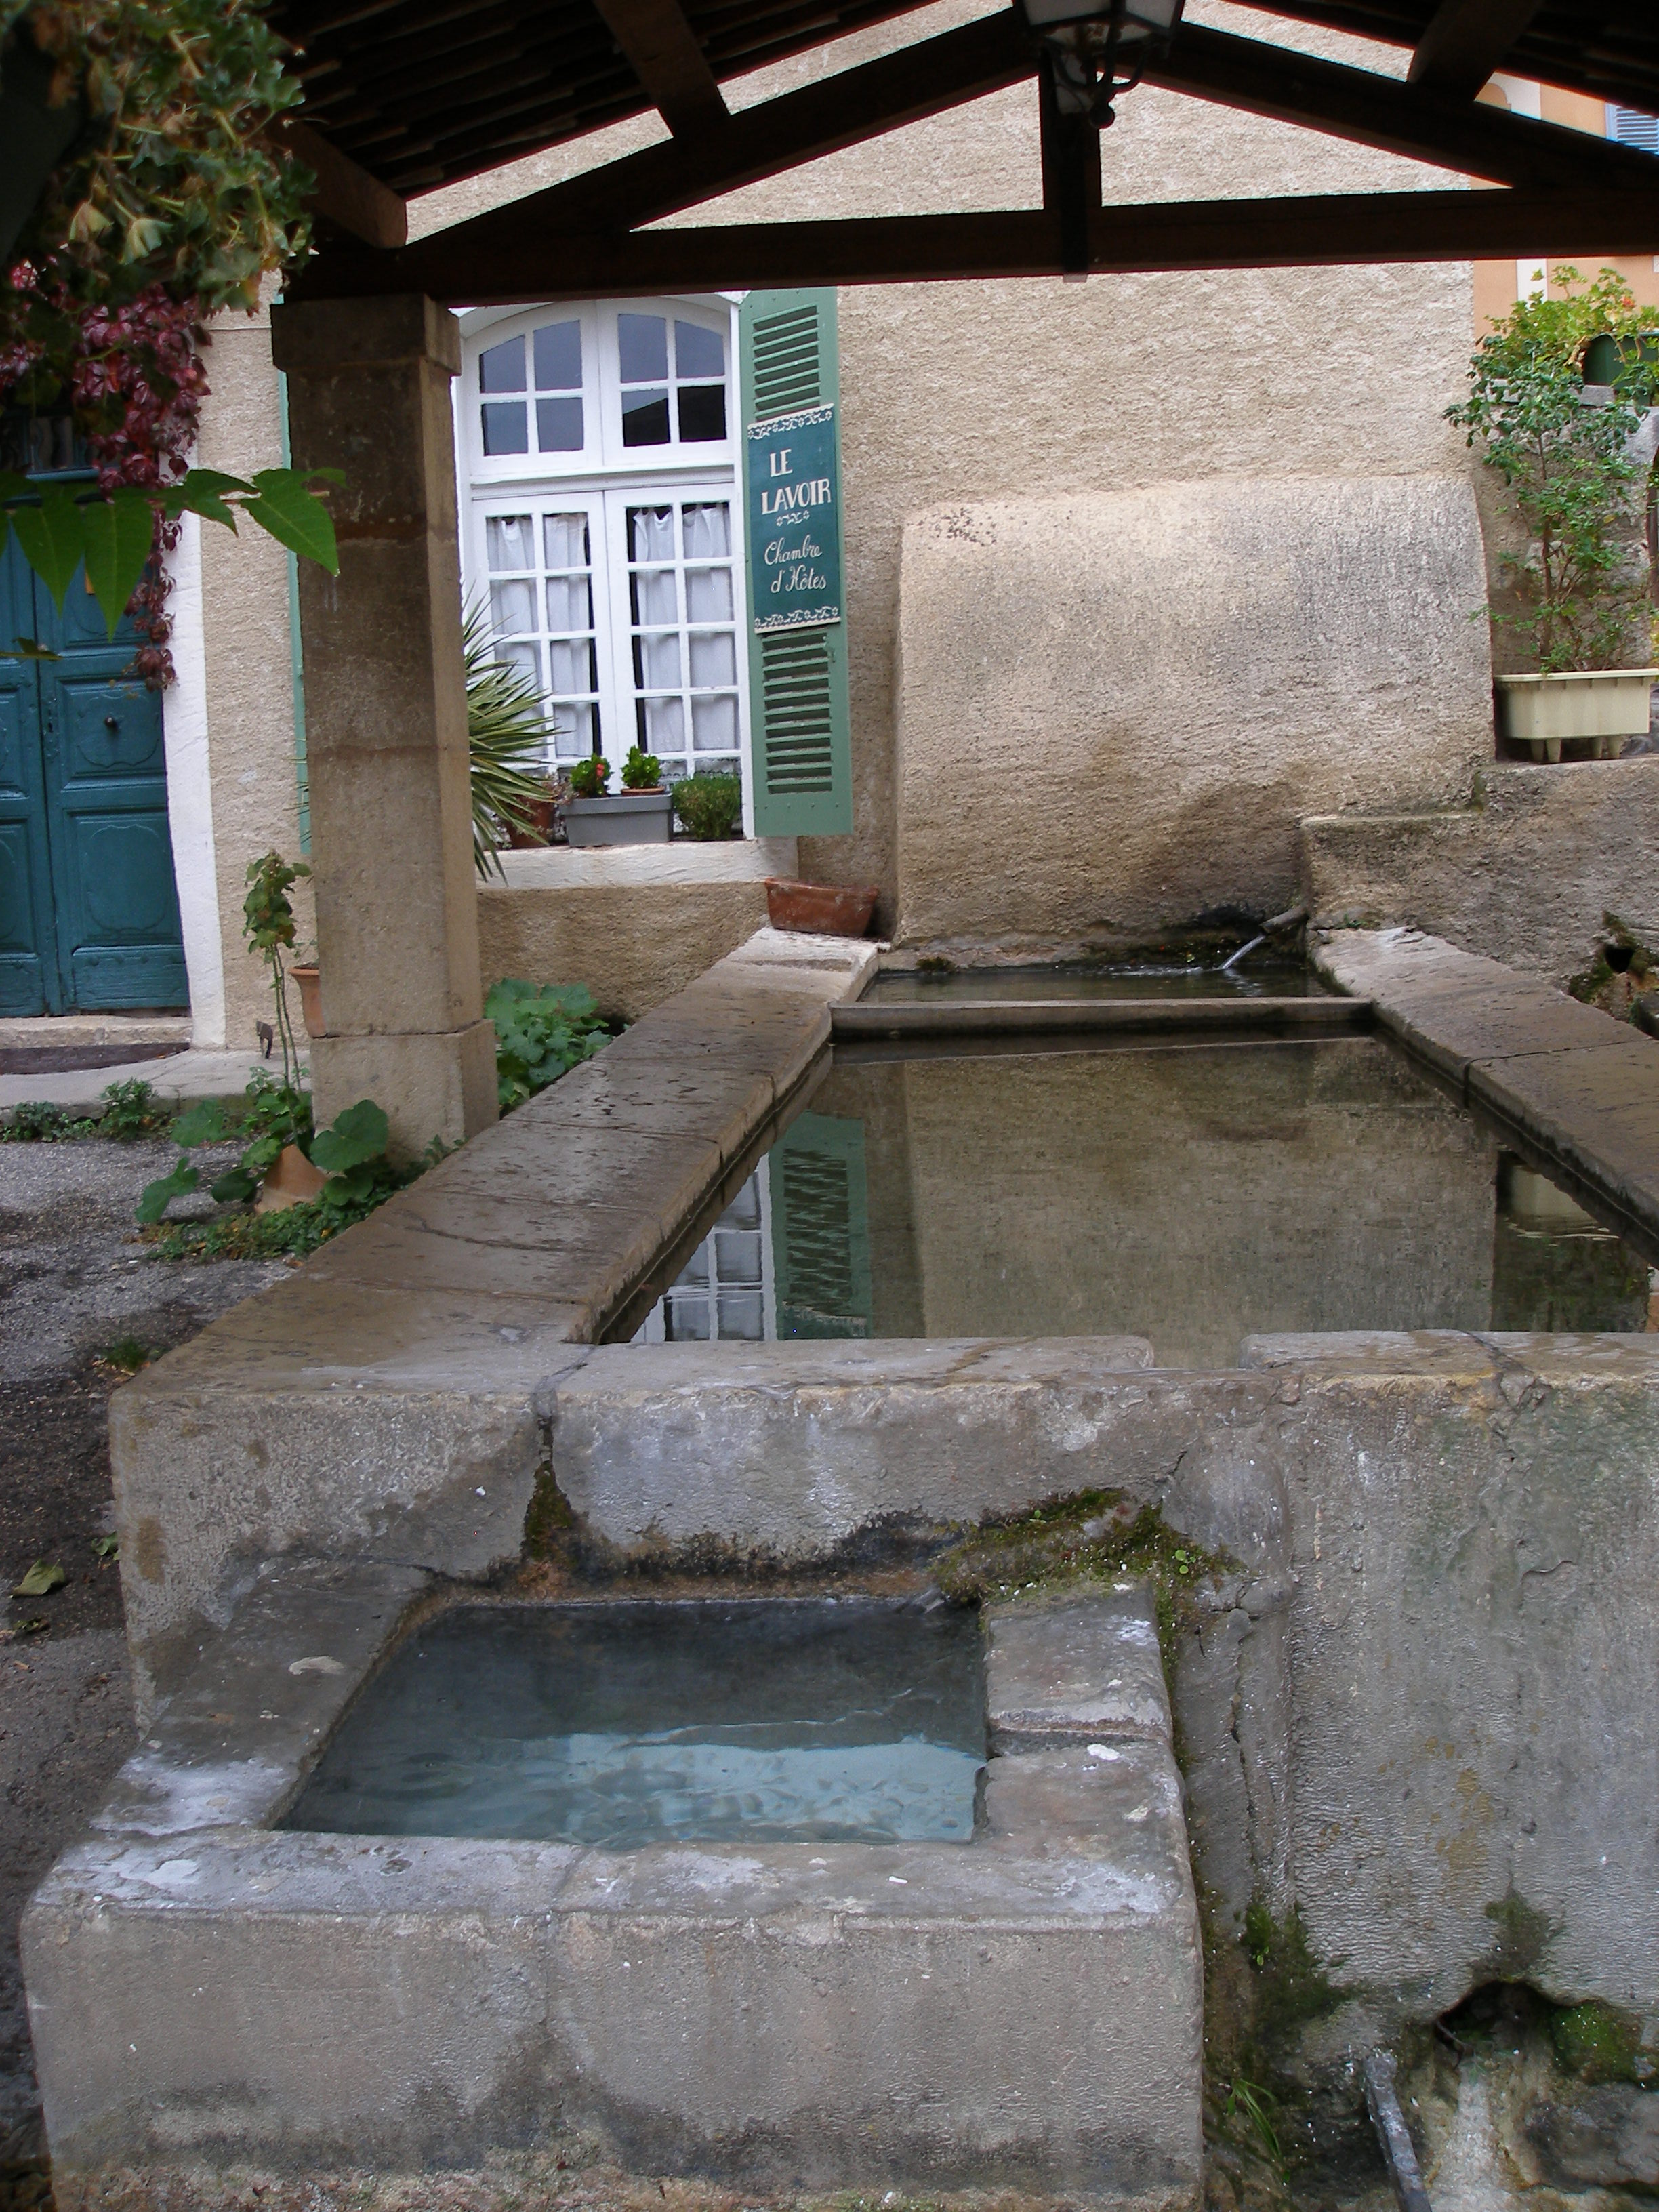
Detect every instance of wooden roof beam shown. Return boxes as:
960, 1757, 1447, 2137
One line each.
271, 115, 408, 247
285, 5, 1033, 289
1146, 22, 1657, 192
1408, 0, 1546, 101
588, 0, 729, 134
287, 182, 1659, 300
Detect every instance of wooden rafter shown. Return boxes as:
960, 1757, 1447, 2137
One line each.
270, 117, 409, 249
284, 183, 1659, 302
1148, 23, 1657, 190
292, 7, 1033, 280
285, 8, 1658, 301
1408, 0, 1547, 100
587, 0, 729, 134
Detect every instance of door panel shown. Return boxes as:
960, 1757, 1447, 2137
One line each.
0, 541, 53, 1011
33, 559, 187, 1010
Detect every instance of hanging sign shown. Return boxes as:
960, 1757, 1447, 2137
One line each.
746, 404, 842, 633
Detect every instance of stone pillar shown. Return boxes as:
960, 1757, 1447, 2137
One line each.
270, 294, 497, 1160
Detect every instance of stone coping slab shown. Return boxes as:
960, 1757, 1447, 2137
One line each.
985, 1584, 1169, 1751
110, 933, 872, 1717
1313, 926, 1659, 1250
25, 1564, 1201, 2201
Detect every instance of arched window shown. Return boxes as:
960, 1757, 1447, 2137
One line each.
460, 298, 748, 805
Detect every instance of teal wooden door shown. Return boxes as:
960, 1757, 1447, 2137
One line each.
0, 537, 58, 1012
0, 529, 187, 1012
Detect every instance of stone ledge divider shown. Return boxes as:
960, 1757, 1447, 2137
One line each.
109, 926, 878, 1719
1313, 925, 1659, 1252
830, 995, 1372, 1042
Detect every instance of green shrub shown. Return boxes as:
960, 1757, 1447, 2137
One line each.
486, 979, 612, 1110
671, 771, 742, 841
621, 744, 662, 790
1, 1101, 98, 1142
99, 1078, 171, 1139
1447, 266, 1659, 673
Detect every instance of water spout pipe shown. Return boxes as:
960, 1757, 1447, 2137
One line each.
1364, 2051, 1433, 2212
1218, 903, 1309, 972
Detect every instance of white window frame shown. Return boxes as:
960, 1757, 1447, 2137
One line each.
458, 297, 756, 832
634, 1160, 778, 1343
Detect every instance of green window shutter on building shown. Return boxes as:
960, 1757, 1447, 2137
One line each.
739, 289, 853, 837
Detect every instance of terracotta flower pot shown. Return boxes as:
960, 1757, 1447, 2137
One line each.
291, 965, 325, 1038
256, 1143, 329, 1215
764, 878, 880, 937
507, 795, 558, 848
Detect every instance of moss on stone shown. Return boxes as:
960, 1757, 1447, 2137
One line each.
522, 1456, 575, 1560
933, 1488, 1230, 1667
1239, 1898, 1345, 2051
1548, 1999, 1651, 2087
1481, 1886, 1559, 1981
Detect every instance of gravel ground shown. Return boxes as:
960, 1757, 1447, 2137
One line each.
0, 1135, 291, 2184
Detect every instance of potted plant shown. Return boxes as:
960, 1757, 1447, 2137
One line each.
671, 770, 743, 841
1448, 266, 1659, 763
560, 746, 673, 846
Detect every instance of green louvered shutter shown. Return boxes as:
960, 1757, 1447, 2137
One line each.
739, 290, 853, 836
769, 1112, 874, 1338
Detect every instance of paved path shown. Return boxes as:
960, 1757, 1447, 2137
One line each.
1314, 926, 1659, 1250
1, 1050, 309, 1118
0, 1136, 290, 2176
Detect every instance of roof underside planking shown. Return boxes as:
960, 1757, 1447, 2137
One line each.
274, 0, 1659, 293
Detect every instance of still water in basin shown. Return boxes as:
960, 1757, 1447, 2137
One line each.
285, 1599, 987, 1847
629, 1038, 1653, 1368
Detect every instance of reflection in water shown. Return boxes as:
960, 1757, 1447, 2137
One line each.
638, 1040, 1656, 1366
284, 1601, 986, 1847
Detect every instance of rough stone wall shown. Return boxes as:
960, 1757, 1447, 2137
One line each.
1300, 758, 1659, 987
894, 476, 1492, 949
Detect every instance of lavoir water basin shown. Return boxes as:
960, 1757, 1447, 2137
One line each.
285, 1597, 988, 1848
630, 1034, 1655, 1368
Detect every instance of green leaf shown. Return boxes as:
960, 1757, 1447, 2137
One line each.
243, 469, 340, 573
163, 468, 255, 529
210, 1166, 260, 1204
81, 488, 157, 636
10, 489, 86, 612
2, 637, 62, 663
13, 1559, 66, 1597
136, 1160, 200, 1224
170, 1099, 228, 1148
310, 1098, 389, 1174
91, 1533, 120, 1561
0, 470, 29, 503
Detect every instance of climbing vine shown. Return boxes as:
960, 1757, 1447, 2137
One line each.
0, 0, 324, 674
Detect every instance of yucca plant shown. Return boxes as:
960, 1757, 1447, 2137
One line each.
464, 600, 555, 880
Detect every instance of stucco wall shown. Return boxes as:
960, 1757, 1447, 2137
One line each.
666, 0, 1479, 922
895, 474, 1492, 949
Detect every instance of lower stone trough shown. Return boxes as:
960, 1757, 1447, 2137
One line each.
21, 927, 1659, 2202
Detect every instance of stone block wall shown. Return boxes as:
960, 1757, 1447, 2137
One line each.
1300, 757, 1659, 987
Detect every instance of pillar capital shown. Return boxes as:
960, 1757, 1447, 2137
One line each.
271, 293, 461, 379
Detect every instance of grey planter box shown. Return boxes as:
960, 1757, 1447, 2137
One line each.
562, 790, 673, 847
